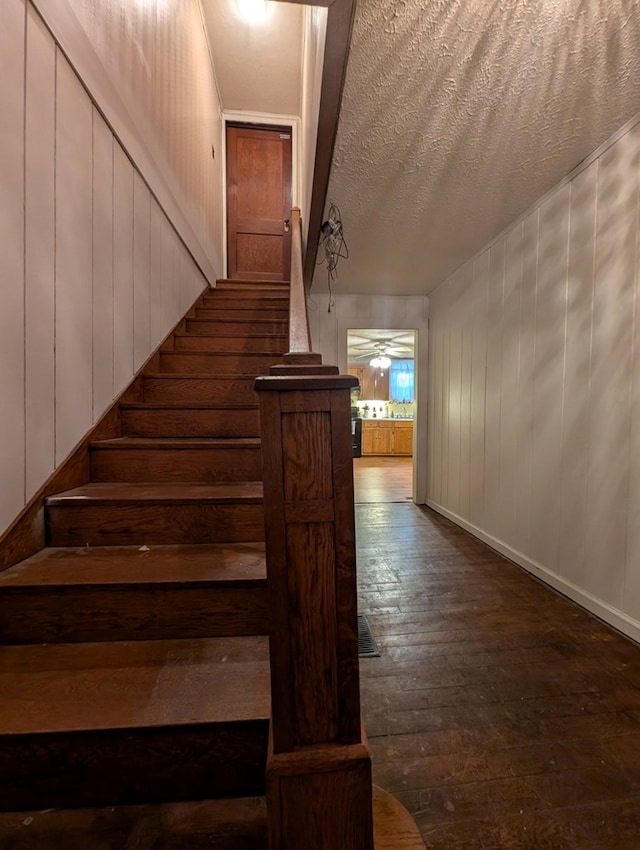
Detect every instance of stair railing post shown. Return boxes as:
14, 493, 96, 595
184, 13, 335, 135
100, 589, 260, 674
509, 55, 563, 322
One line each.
255, 370, 374, 850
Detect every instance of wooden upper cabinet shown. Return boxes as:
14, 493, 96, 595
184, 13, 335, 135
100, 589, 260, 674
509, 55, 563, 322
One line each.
347, 365, 388, 400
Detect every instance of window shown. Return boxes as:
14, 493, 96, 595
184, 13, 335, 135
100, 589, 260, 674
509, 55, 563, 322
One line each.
389, 359, 414, 402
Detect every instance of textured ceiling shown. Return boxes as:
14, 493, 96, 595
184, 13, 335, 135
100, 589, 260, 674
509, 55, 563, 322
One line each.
317, 0, 640, 295
348, 329, 416, 362
202, 0, 303, 115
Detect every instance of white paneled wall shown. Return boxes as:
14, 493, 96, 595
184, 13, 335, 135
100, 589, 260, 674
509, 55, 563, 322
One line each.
32, 0, 225, 281
428, 117, 640, 641
308, 292, 429, 504
0, 4, 208, 536
0, 0, 26, 530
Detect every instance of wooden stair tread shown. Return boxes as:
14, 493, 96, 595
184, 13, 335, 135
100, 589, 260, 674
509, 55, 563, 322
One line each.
186, 316, 285, 325
0, 635, 270, 734
143, 371, 261, 379
0, 795, 268, 848
174, 332, 287, 340
90, 436, 262, 450
214, 279, 289, 287
0, 543, 267, 586
121, 401, 259, 409
46, 481, 263, 505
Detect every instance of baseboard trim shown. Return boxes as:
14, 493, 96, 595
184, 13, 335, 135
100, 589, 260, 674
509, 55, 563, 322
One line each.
425, 500, 640, 646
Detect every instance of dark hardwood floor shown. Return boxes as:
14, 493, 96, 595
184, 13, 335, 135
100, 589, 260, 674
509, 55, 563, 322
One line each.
354, 493, 640, 849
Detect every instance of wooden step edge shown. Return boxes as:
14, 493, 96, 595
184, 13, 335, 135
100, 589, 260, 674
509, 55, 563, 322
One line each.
143, 372, 261, 379
45, 481, 264, 506
0, 542, 267, 587
174, 331, 288, 340
0, 575, 268, 591
214, 284, 291, 292
0, 635, 271, 734
159, 351, 284, 358
0, 796, 268, 846
90, 436, 262, 449
200, 295, 289, 300
119, 401, 260, 410
186, 308, 288, 326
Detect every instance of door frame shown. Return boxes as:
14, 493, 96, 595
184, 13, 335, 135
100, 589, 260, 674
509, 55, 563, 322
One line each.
221, 110, 301, 280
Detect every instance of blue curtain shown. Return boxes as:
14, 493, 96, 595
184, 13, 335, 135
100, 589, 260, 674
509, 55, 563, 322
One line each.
389, 360, 414, 402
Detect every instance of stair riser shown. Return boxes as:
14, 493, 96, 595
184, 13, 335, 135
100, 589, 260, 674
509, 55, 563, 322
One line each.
90, 445, 262, 483
0, 586, 269, 644
195, 307, 288, 320
186, 319, 288, 335
121, 408, 260, 438
47, 504, 265, 546
215, 280, 289, 291
143, 376, 257, 403
201, 297, 289, 310
174, 334, 287, 353
159, 352, 282, 375
0, 722, 268, 810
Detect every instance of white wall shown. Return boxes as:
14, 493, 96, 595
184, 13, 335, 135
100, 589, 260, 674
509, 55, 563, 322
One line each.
308, 292, 429, 504
32, 0, 225, 283
300, 6, 327, 240
0, 2, 209, 536
427, 114, 640, 642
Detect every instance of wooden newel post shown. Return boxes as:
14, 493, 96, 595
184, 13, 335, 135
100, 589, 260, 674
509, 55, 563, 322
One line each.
255, 370, 374, 850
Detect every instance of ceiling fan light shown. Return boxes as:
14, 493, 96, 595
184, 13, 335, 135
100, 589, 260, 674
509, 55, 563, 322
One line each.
370, 355, 391, 370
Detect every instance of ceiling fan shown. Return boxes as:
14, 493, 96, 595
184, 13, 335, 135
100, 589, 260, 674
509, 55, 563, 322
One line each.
349, 339, 410, 364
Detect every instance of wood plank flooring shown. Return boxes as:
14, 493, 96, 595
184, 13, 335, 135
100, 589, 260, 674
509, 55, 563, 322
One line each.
355, 501, 640, 850
353, 456, 413, 503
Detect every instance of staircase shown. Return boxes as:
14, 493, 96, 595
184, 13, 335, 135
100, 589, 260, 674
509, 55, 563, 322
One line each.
0, 280, 289, 846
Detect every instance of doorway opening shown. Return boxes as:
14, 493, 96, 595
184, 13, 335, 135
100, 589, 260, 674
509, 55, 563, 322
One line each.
347, 329, 416, 504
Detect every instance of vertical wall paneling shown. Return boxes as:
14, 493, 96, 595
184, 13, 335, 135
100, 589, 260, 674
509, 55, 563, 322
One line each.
0, 0, 26, 532
92, 109, 115, 419
558, 165, 597, 587
529, 185, 570, 571
25, 7, 55, 499
432, 323, 444, 504
133, 171, 151, 371
441, 299, 452, 508
624, 123, 640, 622
55, 57, 94, 464
484, 240, 506, 537
513, 211, 539, 556
427, 319, 437, 501
468, 251, 489, 529
113, 143, 135, 390
447, 272, 464, 515
584, 136, 638, 607
160, 215, 173, 332
459, 264, 473, 519
498, 224, 523, 544
0, 4, 212, 538
428, 117, 640, 641
149, 201, 163, 345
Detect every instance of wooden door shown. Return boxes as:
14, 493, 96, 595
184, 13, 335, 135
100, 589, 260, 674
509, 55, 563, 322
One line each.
226, 123, 292, 281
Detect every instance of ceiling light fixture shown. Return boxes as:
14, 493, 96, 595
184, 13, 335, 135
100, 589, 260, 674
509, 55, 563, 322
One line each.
237, 0, 269, 23
370, 355, 391, 370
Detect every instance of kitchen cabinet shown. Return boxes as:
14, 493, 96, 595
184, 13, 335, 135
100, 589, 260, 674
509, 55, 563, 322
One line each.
391, 421, 413, 455
361, 420, 413, 456
347, 365, 389, 401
